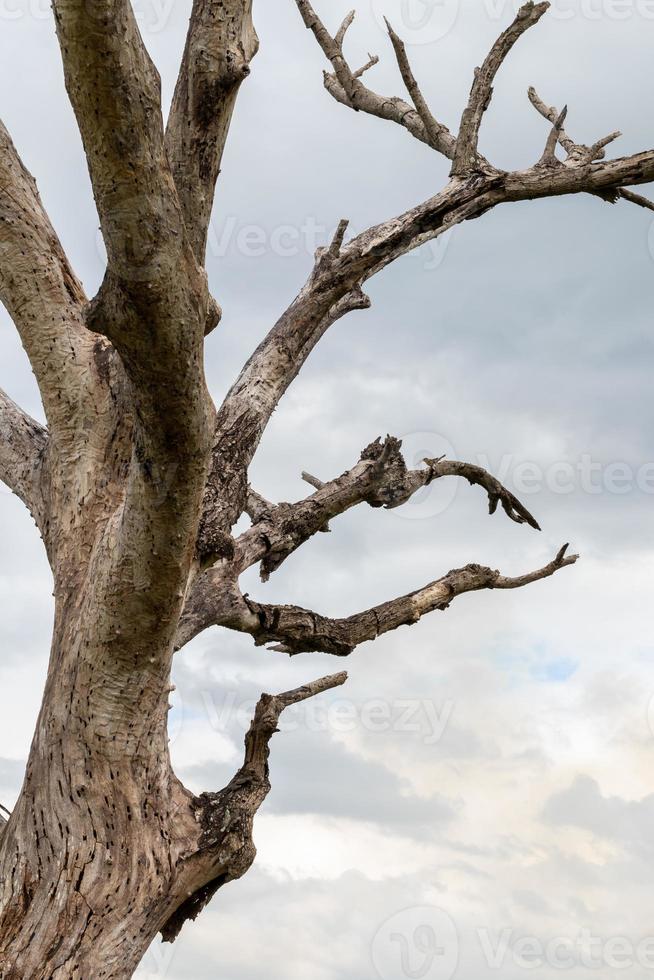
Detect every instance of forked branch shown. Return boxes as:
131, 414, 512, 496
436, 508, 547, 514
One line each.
528, 86, 621, 163
235, 436, 540, 581
182, 437, 543, 653
161, 672, 347, 942
209, 124, 654, 545
528, 85, 654, 208
206, 0, 654, 543
452, 2, 549, 175
294, 0, 456, 156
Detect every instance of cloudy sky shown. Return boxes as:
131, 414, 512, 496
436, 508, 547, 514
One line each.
2, 0, 654, 977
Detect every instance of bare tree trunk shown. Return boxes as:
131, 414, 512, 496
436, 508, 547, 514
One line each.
0, 624, 179, 978
1, 0, 653, 975
0, 492, 196, 976
0, 585, 341, 976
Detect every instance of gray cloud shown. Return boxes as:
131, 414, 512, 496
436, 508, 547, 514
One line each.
543, 775, 654, 857
181, 727, 457, 840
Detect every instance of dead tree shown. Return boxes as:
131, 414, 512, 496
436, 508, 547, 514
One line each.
0, 1, 649, 975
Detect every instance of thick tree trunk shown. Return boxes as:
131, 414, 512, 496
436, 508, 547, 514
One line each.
0, 595, 194, 978
0, 552, 313, 976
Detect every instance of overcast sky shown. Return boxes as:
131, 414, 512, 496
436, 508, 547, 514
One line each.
2, 0, 654, 977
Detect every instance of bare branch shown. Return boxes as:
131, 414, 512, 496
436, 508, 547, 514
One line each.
384, 18, 449, 149
294, 0, 457, 157
302, 471, 325, 491
202, 136, 654, 550
53, 0, 168, 281
166, 0, 259, 262
245, 487, 274, 523
494, 543, 578, 589
52, 0, 217, 345
538, 105, 568, 166
619, 188, 654, 212
177, 439, 545, 654
328, 218, 350, 258
528, 86, 578, 156
235, 435, 420, 578
234, 437, 538, 581
425, 458, 541, 529
452, 2, 550, 175
199, 270, 371, 545
353, 54, 380, 79
0, 389, 47, 522
226, 547, 579, 657
239, 672, 349, 776
160, 671, 346, 942
0, 119, 92, 436
336, 10, 357, 46
528, 87, 621, 164
590, 131, 623, 158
